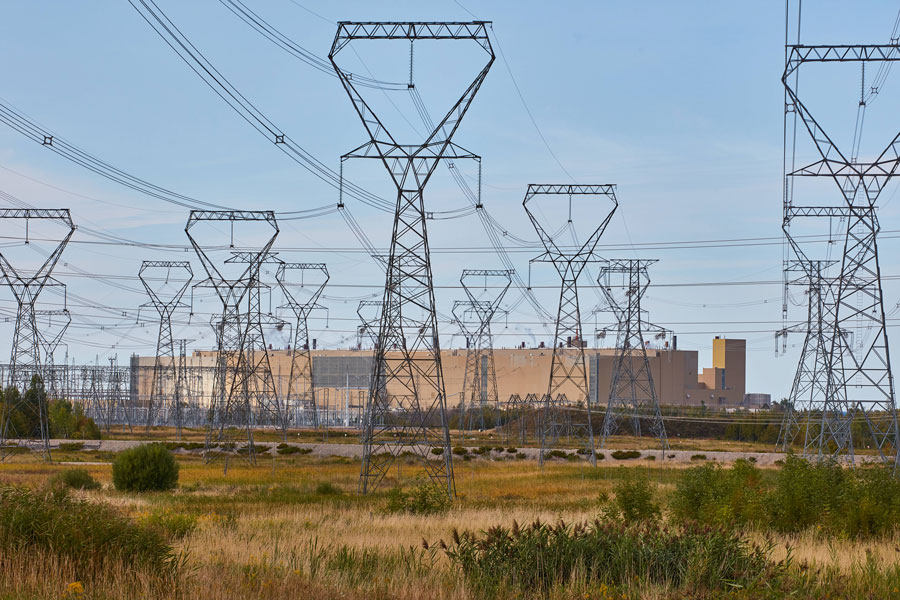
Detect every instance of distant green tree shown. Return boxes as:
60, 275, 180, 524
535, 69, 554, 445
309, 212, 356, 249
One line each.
48, 398, 101, 440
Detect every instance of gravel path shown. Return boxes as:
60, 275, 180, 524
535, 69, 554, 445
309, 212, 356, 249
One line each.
38, 439, 789, 466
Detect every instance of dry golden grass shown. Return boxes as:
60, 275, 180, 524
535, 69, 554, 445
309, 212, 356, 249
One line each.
3, 451, 900, 599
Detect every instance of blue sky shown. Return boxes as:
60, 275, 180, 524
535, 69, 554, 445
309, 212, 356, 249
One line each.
1, 1, 899, 400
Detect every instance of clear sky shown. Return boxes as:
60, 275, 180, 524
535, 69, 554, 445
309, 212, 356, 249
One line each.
1, 0, 899, 401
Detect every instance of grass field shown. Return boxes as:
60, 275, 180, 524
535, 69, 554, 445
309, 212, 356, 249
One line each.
2, 442, 900, 599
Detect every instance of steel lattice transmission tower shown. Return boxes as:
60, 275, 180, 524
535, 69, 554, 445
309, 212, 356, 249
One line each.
782, 44, 900, 466
453, 269, 511, 431
525, 185, 617, 466
139, 261, 192, 430
277, 262, 328, 435
330, 21, 495, 495
34, 283, 70, 401
227, 250, 286, 432
186, 210, 278, 469
0, 209, 74, 461
776, 259, 837, 452
597, 259, 668, 450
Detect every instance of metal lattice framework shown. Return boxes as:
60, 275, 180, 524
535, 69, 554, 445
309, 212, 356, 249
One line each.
172, 338, 191, 441
34, 286, 70, 400
597, 259, 668, 449
524, 185, 617, 466
782, 43, 900, 466
777, 259, 838, 452
277, 262, 328, 435
139, 261, 192, 431
454, 269, 511, 431
226, 251, 286, 432
330, 21, 494, 495
106, 356, 131, 433
186, 210, 278, 469
0, 209, 74, 461
356, 300, 383, 349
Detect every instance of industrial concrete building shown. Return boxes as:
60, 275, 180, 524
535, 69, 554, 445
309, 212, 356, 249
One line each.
130, 337, 754, 412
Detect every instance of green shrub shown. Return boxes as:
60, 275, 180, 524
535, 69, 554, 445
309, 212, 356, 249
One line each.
277, 445, 312, 455
596, 453, 604, 460
443, 518, 774, 596
506, 447, 517, 453
141, 508, 197, 539
547, 449, 568, 459
430, 447, 444, 455
835, 466, 900, 537
515, 452, 526, 460
452, 446, 468, 456
645, 454, 656, 461
0, 484, 176, 576
386, 479, 451, 515
611, 449, 641, 460
315, 482, 341, 496
611, 476, 660, 523
112, 443, 179, 492
57, 442, 84, 452
767, 454, 844, 533
670, 459, 767, 527
49, 468, 100, 491
690, 454, 708, 461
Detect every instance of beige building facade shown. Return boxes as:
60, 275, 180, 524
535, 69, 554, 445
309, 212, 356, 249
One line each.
131, 337, 750, 411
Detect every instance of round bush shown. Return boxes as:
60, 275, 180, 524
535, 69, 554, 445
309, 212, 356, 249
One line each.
50, 468, 100, 491
112, 443, 179, 492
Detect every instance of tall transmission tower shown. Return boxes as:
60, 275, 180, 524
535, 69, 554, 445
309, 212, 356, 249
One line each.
106, 356, 131, 432
454, 269, 511, 431
138, 261, 192, 430
172, 338, 192, 440
0, 209, 74, 461
277, 262, 328, 435
34, 286, 70, 400
186, 210, 278, 469
330, 21, 495, 495
782, 44, 900, 466
227, 251, 285, 433
776, 259, 836, 452
597, 259, 668, 450
524, 185, 617, 466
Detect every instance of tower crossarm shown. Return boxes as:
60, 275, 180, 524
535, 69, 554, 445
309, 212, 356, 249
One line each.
331, 21, 492, 55
523, 184, 618, 263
